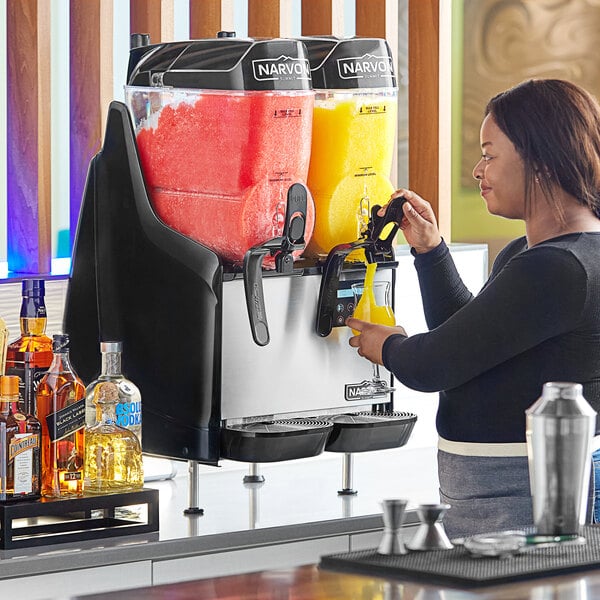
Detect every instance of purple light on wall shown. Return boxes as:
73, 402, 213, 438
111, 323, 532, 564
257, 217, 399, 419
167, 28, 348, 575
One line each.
6, 168, 41, 274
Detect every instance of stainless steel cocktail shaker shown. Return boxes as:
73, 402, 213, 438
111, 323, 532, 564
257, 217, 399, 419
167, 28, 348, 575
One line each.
526, 382, 596, 535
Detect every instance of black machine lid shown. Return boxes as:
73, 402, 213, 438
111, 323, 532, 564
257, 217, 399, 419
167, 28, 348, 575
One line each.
127, 33, 312, 91
299, 36, 396, 90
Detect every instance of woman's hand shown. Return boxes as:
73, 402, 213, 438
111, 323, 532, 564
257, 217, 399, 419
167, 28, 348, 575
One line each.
381, 189, 442, 254
347, 317, 407, 365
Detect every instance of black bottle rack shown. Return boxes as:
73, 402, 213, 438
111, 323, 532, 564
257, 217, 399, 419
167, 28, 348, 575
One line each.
0, 488, 159, 549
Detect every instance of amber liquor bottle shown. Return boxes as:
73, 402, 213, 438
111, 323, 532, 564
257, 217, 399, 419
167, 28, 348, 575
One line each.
0, 375, 42, 501
36, 334, 85, 498
5, 280, 53, 416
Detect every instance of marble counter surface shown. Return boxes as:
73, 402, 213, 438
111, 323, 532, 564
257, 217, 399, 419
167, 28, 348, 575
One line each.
0, 444, 439, 580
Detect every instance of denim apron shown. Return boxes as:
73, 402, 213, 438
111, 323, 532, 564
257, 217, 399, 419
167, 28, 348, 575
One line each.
437, 448, 534, 539
441, 443, 598, 539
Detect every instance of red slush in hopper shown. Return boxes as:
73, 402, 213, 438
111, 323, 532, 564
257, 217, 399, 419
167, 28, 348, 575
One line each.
125, 36, 315, 267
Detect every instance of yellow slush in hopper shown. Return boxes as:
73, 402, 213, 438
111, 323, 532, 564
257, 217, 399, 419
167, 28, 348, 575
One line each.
301, 37, 398, 257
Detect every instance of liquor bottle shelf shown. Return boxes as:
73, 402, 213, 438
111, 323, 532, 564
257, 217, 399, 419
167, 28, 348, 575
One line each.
0, 487, 159, 549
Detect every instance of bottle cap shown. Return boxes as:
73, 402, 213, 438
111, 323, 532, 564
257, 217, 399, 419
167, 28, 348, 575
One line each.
22, 279, 45, 297
130, 33, 150, 49
101, 341, 123, 353
52, 333, 70, 352
541, 382, 583, 401
0, 375, 20, 397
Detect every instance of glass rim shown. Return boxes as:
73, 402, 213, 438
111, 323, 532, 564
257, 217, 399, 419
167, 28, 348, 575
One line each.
351, 281, 391, 291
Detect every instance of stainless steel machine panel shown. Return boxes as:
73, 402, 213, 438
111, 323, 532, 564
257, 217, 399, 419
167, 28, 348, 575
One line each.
221, 269, 393, 421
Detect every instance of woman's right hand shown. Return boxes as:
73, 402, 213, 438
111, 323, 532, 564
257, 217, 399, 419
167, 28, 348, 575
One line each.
381, 189, 442, 254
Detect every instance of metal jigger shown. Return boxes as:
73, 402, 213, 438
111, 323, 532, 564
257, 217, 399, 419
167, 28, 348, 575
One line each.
407, 503, 453, 551
378, 498, 408, 555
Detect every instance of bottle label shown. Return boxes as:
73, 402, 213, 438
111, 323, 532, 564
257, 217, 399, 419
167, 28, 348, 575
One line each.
46, 399, 86, 442
11, 433, 36, 494
116, 400, 142, 428
6, 358, 48, 413
9, 433, 39, 461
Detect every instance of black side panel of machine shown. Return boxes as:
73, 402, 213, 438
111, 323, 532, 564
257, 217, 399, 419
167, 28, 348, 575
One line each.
64, 101, 223, 464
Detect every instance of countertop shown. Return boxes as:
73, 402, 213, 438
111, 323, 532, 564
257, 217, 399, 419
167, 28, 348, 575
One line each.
0, 444, 439, 581
72, 498, 600, 600
75, 561, 600, 600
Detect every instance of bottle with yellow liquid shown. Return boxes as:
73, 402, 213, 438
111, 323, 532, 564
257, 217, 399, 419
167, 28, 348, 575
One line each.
84, 381, 143, 495
301, 37, 398, 257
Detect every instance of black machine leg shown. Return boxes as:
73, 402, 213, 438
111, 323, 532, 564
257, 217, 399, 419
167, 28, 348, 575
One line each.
184, 460, 205, 516
243, 462, 265, 484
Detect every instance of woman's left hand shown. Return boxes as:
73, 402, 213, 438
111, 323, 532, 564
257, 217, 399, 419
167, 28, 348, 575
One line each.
346, 317, 407, 365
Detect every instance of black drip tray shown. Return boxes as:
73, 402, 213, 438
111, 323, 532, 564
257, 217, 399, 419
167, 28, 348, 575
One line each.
324, 411, 417, 453
220, 419, 333, 462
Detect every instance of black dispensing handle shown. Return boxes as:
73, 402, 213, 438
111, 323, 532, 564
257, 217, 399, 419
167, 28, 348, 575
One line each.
364, 195, 408, 263
244, 248, 272, 346
243, 183, 308, 346
315, 195, 407, 337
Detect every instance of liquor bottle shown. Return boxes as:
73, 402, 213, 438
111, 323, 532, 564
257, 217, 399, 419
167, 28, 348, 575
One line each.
85, 341, 142, 446
5, 280, 53, 416
0, 375, 41, 501
84, 381, 143, 494
36, 334, 85, 498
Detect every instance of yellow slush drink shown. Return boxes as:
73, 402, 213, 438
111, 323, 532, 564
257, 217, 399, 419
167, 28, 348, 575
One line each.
351, 263, 395, 334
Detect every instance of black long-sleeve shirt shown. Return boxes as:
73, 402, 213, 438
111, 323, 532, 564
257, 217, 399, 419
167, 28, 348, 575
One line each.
382, 234, 600, 443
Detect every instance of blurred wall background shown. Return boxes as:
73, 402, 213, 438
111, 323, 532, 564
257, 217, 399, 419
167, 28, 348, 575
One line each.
452, 0, 600, 266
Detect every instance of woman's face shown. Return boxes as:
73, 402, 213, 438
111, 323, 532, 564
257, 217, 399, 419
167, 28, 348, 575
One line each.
472, 114, 526, 219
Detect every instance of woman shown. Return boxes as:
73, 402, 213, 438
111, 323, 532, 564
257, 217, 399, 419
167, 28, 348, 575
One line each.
347, 78, 600, 537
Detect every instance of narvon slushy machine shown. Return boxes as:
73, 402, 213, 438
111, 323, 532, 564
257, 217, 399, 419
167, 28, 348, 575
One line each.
65, 33, 416, 510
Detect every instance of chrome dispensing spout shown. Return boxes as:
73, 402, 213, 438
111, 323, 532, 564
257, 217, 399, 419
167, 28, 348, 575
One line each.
315, 195, 407, 337
243, 183, 308, 346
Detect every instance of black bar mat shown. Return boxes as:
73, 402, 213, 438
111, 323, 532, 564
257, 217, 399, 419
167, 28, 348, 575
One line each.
320, 525, 600, 587
0, 488, 159, 549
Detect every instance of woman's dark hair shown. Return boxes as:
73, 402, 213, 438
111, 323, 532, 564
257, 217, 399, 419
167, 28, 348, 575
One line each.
485, 79, 600, 220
